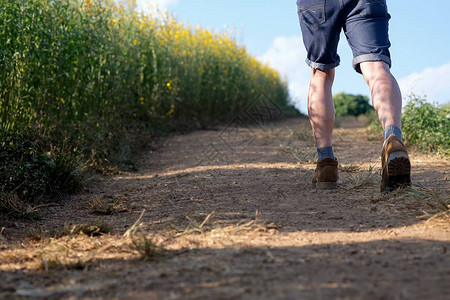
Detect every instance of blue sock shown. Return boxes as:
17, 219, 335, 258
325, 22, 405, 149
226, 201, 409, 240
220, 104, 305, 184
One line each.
383, 125, 402, 143
317, 146, 335, 161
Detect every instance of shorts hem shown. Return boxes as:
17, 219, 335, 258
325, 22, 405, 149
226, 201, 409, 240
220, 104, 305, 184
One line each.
306, 58, 340, 70
353, 54, 391, 74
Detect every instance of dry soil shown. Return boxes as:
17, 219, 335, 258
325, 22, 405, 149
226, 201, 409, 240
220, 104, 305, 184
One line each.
1, 118, 449, 300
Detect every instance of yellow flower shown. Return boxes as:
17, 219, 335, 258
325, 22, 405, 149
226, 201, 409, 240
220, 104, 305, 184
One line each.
140, 97, 144, 104
167, 104, 175, 116
133, 39, 138, 45
167, 82, 172, 90
60, 98, 64, 103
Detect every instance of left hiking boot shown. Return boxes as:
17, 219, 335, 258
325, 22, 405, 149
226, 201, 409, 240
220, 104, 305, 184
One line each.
312, 158, 339, 190
381, 135, 411, 193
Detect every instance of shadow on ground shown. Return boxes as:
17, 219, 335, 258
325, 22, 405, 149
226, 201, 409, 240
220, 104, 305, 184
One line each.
1, 239, 449, 299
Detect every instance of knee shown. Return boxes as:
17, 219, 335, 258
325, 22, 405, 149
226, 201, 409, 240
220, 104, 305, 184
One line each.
311, 68, 335, 85
360, 61, 391, 86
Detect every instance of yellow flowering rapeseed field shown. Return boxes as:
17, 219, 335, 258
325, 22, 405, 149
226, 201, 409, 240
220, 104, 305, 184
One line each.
1, 0, 293, 136
0, 0, 296, 202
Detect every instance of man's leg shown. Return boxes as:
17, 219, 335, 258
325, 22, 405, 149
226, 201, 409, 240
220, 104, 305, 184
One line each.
360, 61, 402, 131
360, 61, 411, 192
309, 68, 339, 190
308, 68, 335, 151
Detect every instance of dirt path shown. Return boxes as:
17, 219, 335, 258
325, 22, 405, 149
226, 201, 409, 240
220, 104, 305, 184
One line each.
1, 118, 449, 299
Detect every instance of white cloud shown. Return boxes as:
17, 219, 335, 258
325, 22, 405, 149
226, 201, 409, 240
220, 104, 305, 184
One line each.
136, 0, 179, 13
258, 36, 310, 114
398, 61, 450, 105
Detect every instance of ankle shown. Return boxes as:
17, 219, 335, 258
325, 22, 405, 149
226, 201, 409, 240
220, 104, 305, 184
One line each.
317, 146, 335, 161
383, 125, 402, 145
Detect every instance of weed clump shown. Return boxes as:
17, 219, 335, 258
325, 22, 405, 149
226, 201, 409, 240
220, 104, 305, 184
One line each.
0, 130, 82, 198
54, 220, 112, 238
130, 235, 166, 261
0, 130, 83, 218
86, 195, 129, 215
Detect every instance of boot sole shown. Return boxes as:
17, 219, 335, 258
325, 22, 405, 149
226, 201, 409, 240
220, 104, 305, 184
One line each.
313, 182, 338, 190
384, 151, 411, 192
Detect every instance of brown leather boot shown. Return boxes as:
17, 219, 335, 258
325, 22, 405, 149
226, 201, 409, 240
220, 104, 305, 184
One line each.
312, 158, 338, 190
381, 135, 411, 193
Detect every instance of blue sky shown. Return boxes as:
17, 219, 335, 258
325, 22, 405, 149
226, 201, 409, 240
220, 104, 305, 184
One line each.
140, 0, 450, 113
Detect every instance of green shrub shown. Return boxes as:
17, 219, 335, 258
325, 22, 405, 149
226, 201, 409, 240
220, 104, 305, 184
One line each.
333, 92, 374, 117
402, 96, 449, 156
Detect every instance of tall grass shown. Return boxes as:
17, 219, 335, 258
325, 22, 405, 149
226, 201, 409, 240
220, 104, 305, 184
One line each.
0, 0, 294, 206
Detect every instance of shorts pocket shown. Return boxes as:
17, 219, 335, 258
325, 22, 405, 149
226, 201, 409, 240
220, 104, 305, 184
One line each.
297, 0, 326, 28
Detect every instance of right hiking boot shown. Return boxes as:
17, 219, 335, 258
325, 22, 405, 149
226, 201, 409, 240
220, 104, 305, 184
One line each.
381, 135, 411, 193
312, 158, 338, 190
